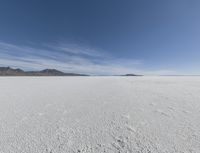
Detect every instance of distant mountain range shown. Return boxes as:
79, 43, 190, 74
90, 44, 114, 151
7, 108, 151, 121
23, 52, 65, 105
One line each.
0, 67, 88, 76
0, 67, 143, 76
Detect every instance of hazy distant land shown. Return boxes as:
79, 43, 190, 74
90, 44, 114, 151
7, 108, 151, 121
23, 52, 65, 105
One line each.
0, 67, 88, 76
0, 67, 144, 76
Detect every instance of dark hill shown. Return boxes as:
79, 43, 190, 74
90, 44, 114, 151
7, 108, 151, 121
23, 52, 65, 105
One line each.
124, 74, 143, 76
0, 67, 88, 76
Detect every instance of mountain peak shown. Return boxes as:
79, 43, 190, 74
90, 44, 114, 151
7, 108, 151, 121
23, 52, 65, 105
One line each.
0, 67, 88, 76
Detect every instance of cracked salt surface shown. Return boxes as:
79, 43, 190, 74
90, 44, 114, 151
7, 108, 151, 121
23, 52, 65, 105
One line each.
1, 76, 200, 152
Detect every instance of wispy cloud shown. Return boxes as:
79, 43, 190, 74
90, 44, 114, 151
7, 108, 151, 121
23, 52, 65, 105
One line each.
0, 41, 174, 75
46, 42, 103, 57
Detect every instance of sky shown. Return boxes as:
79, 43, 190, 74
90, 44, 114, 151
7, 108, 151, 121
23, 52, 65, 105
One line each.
0, 0, 200, 75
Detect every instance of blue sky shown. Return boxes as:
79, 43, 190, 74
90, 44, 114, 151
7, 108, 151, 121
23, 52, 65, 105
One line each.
0, 0, 200, 75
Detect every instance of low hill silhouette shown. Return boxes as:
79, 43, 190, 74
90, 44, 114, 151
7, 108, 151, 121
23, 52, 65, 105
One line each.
0, 67, 88, 76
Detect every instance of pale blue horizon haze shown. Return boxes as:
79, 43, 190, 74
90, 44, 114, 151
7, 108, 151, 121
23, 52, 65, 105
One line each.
0, 0, 200, 75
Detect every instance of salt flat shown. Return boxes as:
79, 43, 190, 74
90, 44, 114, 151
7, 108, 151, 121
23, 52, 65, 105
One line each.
0, 76, 200, 153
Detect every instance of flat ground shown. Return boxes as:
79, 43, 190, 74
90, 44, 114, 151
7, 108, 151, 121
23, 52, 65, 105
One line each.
0, 77, 200, 153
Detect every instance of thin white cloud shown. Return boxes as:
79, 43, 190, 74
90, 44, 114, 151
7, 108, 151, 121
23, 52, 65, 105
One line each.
0, 41, 175, 75
45, 42, 104, 57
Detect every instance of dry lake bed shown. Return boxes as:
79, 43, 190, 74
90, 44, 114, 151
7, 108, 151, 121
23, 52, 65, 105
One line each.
1, 76, 200, 153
